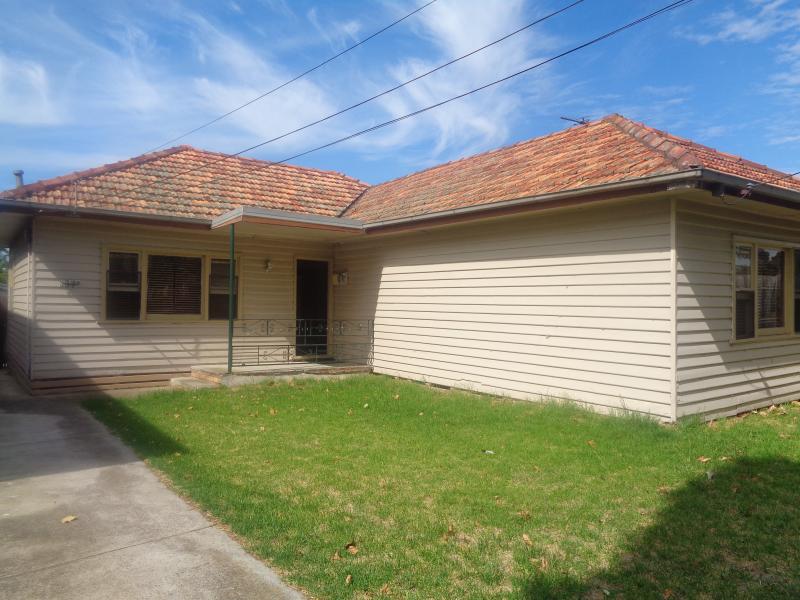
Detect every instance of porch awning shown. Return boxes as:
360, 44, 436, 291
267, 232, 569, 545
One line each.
211, 206, 364, 234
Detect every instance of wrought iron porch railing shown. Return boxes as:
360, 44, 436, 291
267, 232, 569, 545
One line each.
231, 319, 373, 367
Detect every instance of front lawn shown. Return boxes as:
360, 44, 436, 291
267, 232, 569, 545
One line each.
85, 375, 800, 599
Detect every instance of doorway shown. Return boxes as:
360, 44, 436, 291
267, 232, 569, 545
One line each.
295, 259, 329, 356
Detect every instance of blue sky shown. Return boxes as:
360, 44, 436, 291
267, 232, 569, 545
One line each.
1, 0, 799, 189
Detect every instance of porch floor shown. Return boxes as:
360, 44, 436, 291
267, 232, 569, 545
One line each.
188, 361, 372, 387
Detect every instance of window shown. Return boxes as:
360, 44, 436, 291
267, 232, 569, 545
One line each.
795, 249, 800, 334
146, 255, 202, 316
106, 252, 141, 320
103, 249, 242, 321
734, 241, 795, 340
208, 259, 237, 320
735, 244, 755, 340
757, 248, 785, 330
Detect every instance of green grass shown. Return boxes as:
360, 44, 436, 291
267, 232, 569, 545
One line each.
85, 375, 800, 599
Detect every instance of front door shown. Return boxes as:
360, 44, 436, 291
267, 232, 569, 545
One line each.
295, 259, 328, 356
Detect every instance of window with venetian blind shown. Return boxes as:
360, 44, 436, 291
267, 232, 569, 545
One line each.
734, 242, 799, 340
145, 255, 202, 316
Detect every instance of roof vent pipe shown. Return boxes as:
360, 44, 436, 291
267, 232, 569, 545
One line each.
13, 170, 24, 188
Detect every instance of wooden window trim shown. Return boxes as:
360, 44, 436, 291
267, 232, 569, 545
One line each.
101, 247, 242, 323
731, 238, 796, 344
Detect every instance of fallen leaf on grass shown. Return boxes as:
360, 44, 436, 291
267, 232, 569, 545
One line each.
345, 541, 359, 555
442, 523, 456, 541
697, 456, 712, 463
586, 440, 597, 448
517, 509, 531, 520
363, 403, 369, 409
393, 394, 400, 400
379, 582, 391, 595
522, 533, 533, 547
61, 515, 77, 524
345, 574, 353, 586
719, 456, 732, 461
530, 557, 549, 571
331, 550, 341, 561
269, 408, 278, 416
482, 449, 495, 455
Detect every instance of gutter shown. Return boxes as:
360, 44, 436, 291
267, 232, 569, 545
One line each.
362, 170, 704, 233
698, 169, 800, 208
0, 198, 211, 228
3, 167, 798, 236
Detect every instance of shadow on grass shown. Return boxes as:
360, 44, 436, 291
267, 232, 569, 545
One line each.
84, 395, 187, 458
522, 457, 800, 599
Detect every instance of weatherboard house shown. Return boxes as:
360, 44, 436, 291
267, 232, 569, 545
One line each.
3, 114, 800, 421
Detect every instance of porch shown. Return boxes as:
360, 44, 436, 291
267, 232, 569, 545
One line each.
183, 317, 374, 388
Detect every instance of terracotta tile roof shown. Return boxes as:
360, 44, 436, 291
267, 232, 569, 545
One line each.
0, 146, 368, 221
343, 114, 800, 222
3, 114, 799, 226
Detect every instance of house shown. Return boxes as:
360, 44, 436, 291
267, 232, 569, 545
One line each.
3, 114, 800, 421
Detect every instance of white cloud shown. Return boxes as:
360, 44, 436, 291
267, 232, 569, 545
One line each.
351, 0, 561, 164
677, 0, 800, 45
0, 0, 569, 180
307, 7, 362, 49
678, 0, 800, 149
0, 54, 60, 125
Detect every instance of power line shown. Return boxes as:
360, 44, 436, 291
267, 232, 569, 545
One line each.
145, 0, 439, 153
740, 168, 800, 197
94, 0, 695, 205
123, 0, 588, 196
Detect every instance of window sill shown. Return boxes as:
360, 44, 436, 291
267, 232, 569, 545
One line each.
730, 333, 800, 346
99, 318, 230, 325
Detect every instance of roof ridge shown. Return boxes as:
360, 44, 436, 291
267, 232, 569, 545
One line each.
602, 113, 702, 170
1, 145, 192, 198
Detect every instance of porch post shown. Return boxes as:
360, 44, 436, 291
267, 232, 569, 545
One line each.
227, 223, 235, 374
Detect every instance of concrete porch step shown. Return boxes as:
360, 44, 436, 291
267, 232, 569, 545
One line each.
170, 376, 220, 390
191, 362, 372, 387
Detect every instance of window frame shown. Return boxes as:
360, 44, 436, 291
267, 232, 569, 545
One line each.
206, 255, 241, 321
731, 236, 797, 343
105, 250, 143, 321
101, 246, 241, 323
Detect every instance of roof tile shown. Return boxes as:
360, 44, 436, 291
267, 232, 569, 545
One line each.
343, 114, 800, 222
0, 146, 368, 220
3, 114, 799, 225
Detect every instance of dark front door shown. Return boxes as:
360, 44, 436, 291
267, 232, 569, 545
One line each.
295, 259, 328, 356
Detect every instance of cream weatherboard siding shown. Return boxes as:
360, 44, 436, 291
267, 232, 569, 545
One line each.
675, 199, 800, 418
29, 217, 333, 381
7, 227, 32, 377
334, 199, 675, 418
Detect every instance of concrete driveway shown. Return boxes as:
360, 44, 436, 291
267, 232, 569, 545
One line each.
0, 378, 304, 600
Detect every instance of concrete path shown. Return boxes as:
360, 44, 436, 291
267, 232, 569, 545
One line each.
0, 376, 304, 599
